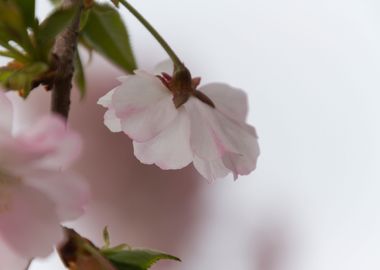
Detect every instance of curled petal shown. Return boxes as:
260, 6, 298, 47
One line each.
199, 83, 249, 121
133, 109, 192, 170
97, 88, 116, 108
104, 109, 122, 132
98, 90, 122, 132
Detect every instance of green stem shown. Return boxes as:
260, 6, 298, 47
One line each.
118, 0, 184, 70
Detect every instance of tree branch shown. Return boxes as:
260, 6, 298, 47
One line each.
51, 0, 83, 119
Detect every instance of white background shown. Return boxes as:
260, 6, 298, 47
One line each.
4, 0, 380, 269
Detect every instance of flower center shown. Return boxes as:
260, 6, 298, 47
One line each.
0, 170, 20, 214
157, 68, 215, 109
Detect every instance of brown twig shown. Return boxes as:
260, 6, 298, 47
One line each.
51, 0, 83, 119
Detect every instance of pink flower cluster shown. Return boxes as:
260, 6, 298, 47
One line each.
0, 92, 89, 269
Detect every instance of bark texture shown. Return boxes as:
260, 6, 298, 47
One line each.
51, 0, 82, 119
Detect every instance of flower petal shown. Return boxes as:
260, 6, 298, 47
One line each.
183, 98, 224, 160
19, 115, 82, 170
185, 97, 260, 178
0, 91, 13, 133
213, 112, 260, 176
120, 95, 178, 142
133, 108, 192, 170
199, 83, 248, 122
0, 184, 63, 259
0, 240, 28, 270
97, 90, 123, 132
193, 155, 230, 182
24, 170, 90, 221
97, 88, 116, 108
112, 71, 171, 118
104, 109, 122, 132
112, 71, 177, 142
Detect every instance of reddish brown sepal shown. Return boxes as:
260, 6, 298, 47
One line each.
193, 90, 215, 108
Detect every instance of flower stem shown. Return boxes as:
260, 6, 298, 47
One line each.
51, 0, 83, 120
118, 0, 184, 70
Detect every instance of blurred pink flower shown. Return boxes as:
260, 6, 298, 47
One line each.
98, 63, 260, 181
0, 92, 89, 269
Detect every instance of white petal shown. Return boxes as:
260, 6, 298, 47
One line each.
97, 88, 116, 108
185, 98, 260, 178
193, 155, 230, 182
133, 108, 192, 170
112, 71, 171, 118
0, 185, 63, 259
112, 72, 177, 142
104, 109, 122, 132
199, 83, 248, 121
183, 98, 223, 160
24, 170, 90, 221
0, 91, 13, 133
213, 112, 260, 176
120, 95, 178, 142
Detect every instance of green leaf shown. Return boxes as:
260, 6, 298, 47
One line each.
105, 249, 180, 270
1, 62, 48, 96
81, 3, 136, 73
38, 6, 77, 44
74, 51, 86, 98
0, 2, 32, 51
12, 0, 35, 27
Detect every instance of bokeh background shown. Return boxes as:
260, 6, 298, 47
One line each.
1, 0, 380, 269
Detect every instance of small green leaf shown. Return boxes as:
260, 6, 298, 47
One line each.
105, 249, 180, 270
81, 3, 136, 73
0, 2, 25, 34
74, 51, 86, 99
1, 62, 48, 96
0, 50, 15, 59
12, 0, 35, 27
0, 1, 33, 53
38, 6, 77, 44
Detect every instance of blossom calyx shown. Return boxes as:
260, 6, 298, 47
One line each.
163, 67, 215, 109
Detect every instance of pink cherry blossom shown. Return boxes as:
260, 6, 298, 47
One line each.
0, 91, 89, 269
98, 62, 260, 181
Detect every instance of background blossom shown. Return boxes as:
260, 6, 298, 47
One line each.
0, 92, 89, 269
